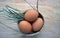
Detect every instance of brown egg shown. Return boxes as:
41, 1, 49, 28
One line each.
24, 9, 38, 22
32, 18, 43, 32
18, 20, 32, 33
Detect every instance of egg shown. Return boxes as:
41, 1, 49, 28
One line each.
24, 9, 38, 22
18, 20, 32, 33
32, 18, 43, 32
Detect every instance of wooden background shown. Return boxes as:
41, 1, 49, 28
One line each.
0, 0, 60, 38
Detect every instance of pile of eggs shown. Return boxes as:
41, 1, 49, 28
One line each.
18, 9, 44, 34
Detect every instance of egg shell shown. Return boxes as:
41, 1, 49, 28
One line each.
32, 18, 43, 32
24, 9, 38, 22
18, 20, 32, 33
